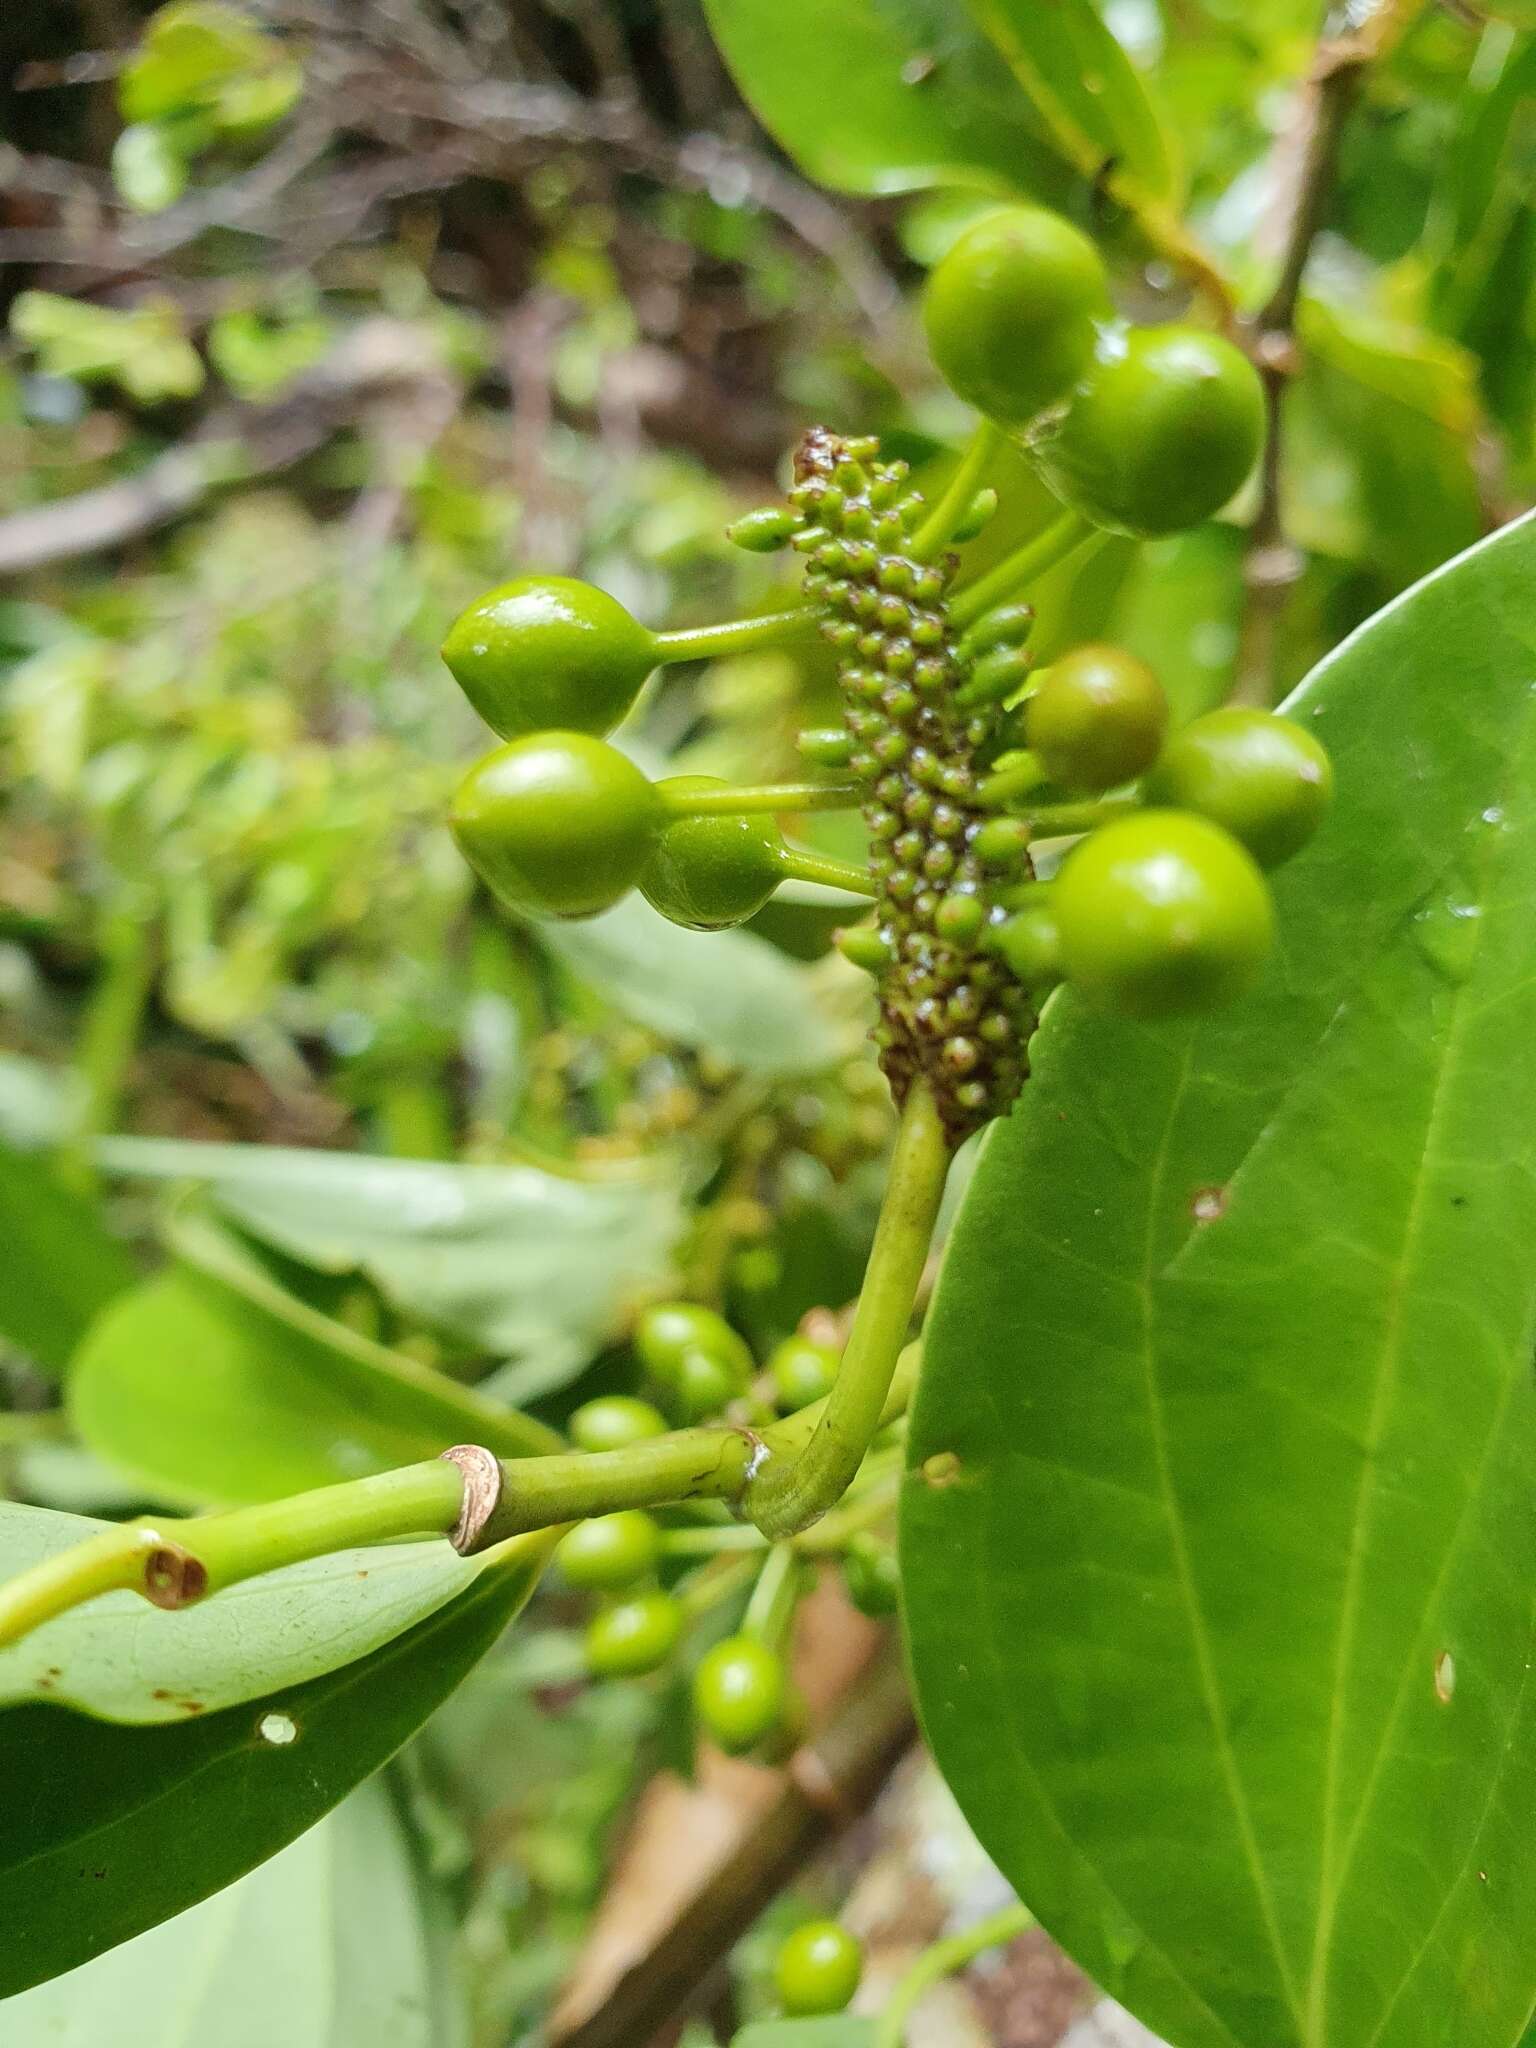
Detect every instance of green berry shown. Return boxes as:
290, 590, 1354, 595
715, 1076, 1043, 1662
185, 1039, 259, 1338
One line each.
1025, 644, 1169, 793
558, 1511, 661, 1592
727, 506, 798, 552
768, 1335, 839, 1412
635, 1303, 754, 1391
450, 732, 661, 921
1030, 324, 1265, 537
923, 206, 1110, 427
569, 1395, 668, 1454
672, 1347, 742, 1422
641, 778, 785, 931
842, 1535, 900, 1617
992, 906, 1063, 990
441, 575, 658, 740
692, 1634, 788, 1754
1147, 706, 1333, 867
774, 1921, 863, 2018
1053, 810, 1274, 1018
585, 1590, 683, 1678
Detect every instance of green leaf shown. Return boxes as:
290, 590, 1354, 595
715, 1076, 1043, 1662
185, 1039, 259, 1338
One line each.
0, 1783, 456, 2047
542, 894, 853, 1077
10, 293, 204, 405
94, 1136, 683, 1380
0, 1529, 549, 1997
904, 511, 1536, 2048
0, 1144, 135, 1377
702, 0, 1144, 207
69, 1208, 551, 1506
733, 2024, 875, 2048
0, 1498, 493, 1724
119, 2, 299, 139
110, 123, 189, 213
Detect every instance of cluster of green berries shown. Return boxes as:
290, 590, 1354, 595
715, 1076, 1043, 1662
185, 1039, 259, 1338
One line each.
440, 198, 1330, 1142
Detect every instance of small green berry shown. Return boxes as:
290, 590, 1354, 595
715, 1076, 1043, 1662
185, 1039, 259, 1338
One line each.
558, 1511, 661, 1592
642, 778, 785, 931
635, 1302, 754, 1388
692, 1634, 788, 1755
774, 1920, 864, 2018
585, 1590, 683, 1677
768, 1335, 839, 1411
1053, 810, 1274, 1018
1025, 644, 1168, 794
569, 1396, 668, 1454
450, 732, 661, 921
842, 1534, 900, 1617
441, 575, 658, 740
1147, 706, 1333, 867
727, 506, 799, 552
992, 906, 1063, 989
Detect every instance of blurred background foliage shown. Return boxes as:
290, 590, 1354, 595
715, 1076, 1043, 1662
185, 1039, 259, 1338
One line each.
0, 1, 1531, 2043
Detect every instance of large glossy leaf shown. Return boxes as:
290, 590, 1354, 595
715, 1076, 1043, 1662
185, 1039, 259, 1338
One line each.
702, 0, 1173, 208
0, 1529, 550, 1996
0, 1499, 489, 1723
0, 1782, 455, 2046
904, 511, 1536, 2048
70, 1204, 552, 1506
95, 1134, 682, 1378
0, 1144, 135, 1377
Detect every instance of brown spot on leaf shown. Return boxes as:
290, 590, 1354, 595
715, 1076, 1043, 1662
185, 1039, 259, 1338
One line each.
1191, 1185, 1227, 1223
920, 1450, 962, 1488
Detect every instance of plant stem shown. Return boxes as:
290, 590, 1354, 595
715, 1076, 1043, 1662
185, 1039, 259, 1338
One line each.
949, 510, 1102, 630
1018, 792, 1139, 838
777, 845, 877, 896
873, 1903, 1036, 2048
654, 608, 817, 665
65, 911, 155, 1184
0, 1462, 463, 1650
909, 420, 1004, 562
741, 1542, 801, 1648
744, 1083, 950, 1539
659, 780, 863, 818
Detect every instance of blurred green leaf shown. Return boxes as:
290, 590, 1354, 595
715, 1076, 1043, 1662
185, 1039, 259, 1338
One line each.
94, 1136, 682, 1378
1106, 526, 1246, 723
110, 123, 189, 214
905, 511, 1536, 2048
119, 2, 301, 139
10, 293, 204, 405
0, 1530, 549, 1997
0, 1145, 135, 1378
542, 895, 853, 1078
208, 306, 331, 398
0, 1784, 458, 2048
0, 1499, 490, 1724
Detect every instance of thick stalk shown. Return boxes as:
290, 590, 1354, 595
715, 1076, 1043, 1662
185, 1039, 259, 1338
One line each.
654, 608, 817, 665
873, 1903, 1035, 2048
745, 1083, 950, 1539
909, 420, 1003, 562
950, 510, 1102, 631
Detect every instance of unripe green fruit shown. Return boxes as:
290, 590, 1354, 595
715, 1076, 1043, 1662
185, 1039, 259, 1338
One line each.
923, 206, 1110, 427
1030, 324, 1265, 537
842, 1535, 900, 1617
768, 1335, 839, 1412
441, 576, 658, 740
450, 732, 661, 921
673, 1347, 741, 1423
570, 1395, 668, 1454
774, 1921, 863, 2018
585, 1590, 682, 1677
1147, 706, 1333, 867
1025, 644, 1168, 793
992, 906, 1064, 990
635, 1302, 754, 1391
692, 1634, 788, 1754
641, 778, 785, 930
1054, 810, 1274, 1018
558, 1511, 661, 1591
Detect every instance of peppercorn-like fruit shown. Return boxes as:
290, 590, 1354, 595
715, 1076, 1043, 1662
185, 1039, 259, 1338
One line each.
992, 905, 1064, 990
636, 1303, 754, 1390
450, 732, 661, 921
1025, 644, 1168, 793
692, 1634, 788, 1754
768, 1334, 839, 1412
1052, 810, 1274, 1018
1147, 706, 1333, 867
585, 1590, 683, 1677
842, 1535, 900, 1617
441, 575, 658, 740
569, 1395, 669, 1454
558, 1511, 661, 1592
923, 206, 1110, 427
774, 1921, 864, 2018
1030, 324, 1265, 537
641, 778, 786, 930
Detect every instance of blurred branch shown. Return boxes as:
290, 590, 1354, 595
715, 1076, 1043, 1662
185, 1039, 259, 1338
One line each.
1234, 0, 1430, 704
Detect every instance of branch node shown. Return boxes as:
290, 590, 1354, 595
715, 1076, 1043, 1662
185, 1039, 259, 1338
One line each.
440, 1444, 504, 1554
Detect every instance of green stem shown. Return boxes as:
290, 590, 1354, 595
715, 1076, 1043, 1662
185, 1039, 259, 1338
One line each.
909, 421, 1004, 562
0, 1462, 463, 1650
744, 1083, 950, 1539
978, 751, 1048, 810
1023, 792, 1139, 837
66, 912, 156, 1183
659, 781, 863, 818
873, 1904, 1035, 2048
742, 1542, 802, 1649
777, 846, 877, 897
654, 609, 817, 665
950, 510, 1103, 631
